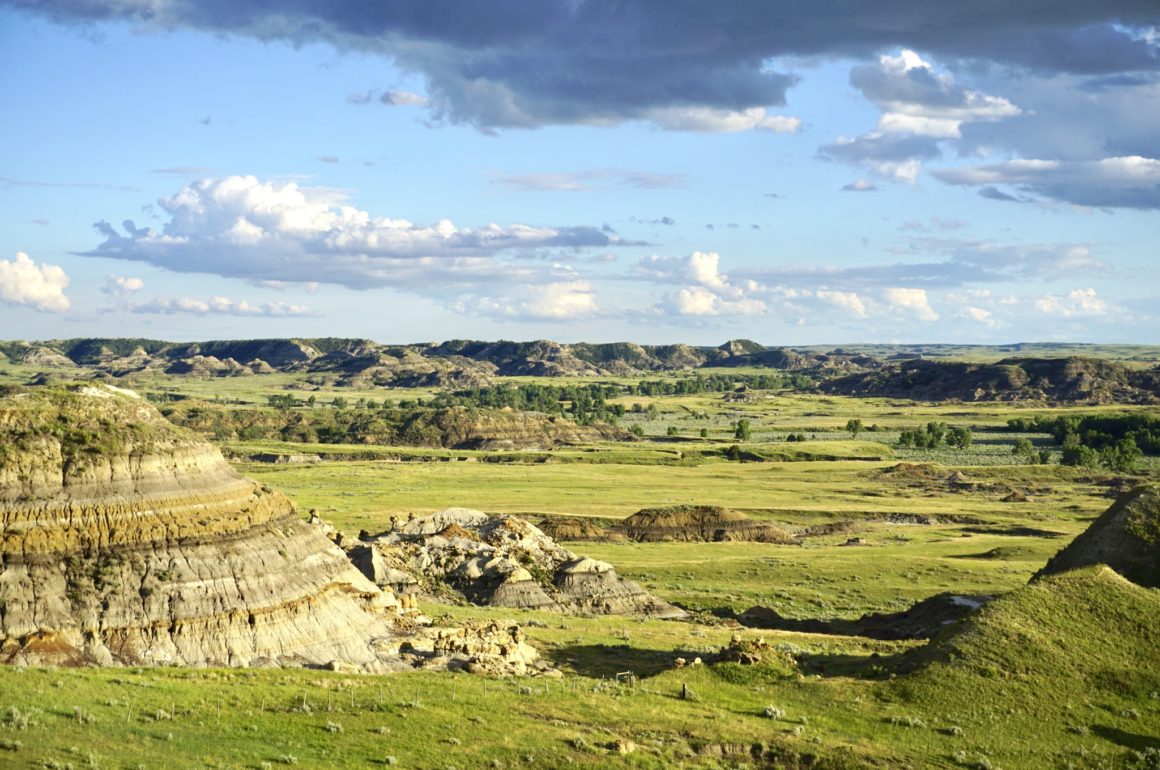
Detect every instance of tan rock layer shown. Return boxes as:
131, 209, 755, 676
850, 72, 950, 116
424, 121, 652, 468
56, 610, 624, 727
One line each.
0, 388, 401, 669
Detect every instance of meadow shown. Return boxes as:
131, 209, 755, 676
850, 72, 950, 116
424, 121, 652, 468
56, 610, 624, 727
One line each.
0, 358, 1157, 769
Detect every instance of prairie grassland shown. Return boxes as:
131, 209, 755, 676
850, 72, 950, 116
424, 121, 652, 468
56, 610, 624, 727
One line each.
242, 451, 1111, 526
1, 363, 1158, 769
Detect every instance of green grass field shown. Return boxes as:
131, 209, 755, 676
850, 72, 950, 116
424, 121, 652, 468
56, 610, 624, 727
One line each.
1, 362, 1157, 769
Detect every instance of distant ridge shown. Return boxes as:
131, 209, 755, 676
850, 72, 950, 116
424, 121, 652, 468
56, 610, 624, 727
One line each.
821, 356, 1160, 404
0, 337, 878, 382
3, 339, 1158, 403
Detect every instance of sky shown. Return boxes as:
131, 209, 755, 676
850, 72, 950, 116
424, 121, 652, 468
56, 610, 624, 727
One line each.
1, 1, 1158, 346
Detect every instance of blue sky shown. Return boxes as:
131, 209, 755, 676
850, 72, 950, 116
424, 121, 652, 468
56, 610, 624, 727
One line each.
1, 2, 1157, 345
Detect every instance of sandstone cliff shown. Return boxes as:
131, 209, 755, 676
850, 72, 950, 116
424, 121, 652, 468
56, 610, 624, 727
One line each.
0, 386, 545, 675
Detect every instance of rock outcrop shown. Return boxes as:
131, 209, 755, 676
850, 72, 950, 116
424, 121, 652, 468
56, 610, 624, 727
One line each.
616, 505, 796, 544
1034, 484, 1160, 588
351, 508, 686, 619
0, 386, 547, 675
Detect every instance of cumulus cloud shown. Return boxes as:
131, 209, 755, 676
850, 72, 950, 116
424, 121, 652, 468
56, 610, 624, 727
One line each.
933, 155, 1160, 209
1032, 288, 1110, 317
822, 50, 1021, 182
640, 251, 767, 318
960, 306, 996, 326
456, 281, 598, 321
883, 287, 939, 321
16, 2, 1157, 131
101, 275, 144, 305
815, 289, 867, 317
0, 252, 70, 312
853, 50, 1021, 139
79, 175, 629, 289
128, 295, 314, 317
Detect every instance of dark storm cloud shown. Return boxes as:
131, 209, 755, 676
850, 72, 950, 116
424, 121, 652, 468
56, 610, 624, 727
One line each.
8, 0, 1158, 129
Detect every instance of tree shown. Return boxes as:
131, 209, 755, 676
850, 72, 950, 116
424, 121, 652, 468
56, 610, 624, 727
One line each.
1012, 437, 1035, 461
666, 425, 679, 437
629, 424, 645, 438
845, 418, 863, 438
1061, 441, 1100, 468
734, 419, 752, 441
1101, 437, 1142, 473
947, 426, 973, 450
699, 427, 709, 438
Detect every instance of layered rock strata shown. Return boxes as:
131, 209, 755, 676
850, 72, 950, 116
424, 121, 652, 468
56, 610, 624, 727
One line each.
351, 508, 686, 619
0, 386, 546, 675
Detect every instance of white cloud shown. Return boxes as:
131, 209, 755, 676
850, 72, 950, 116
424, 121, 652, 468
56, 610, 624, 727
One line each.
961, 306, 995, 325
645, 106, 801, 134
456, 281, 598, 321
0, 252, 70, 312
640, 251, 768, 318
1033, 288, 1109, 317
884, 287, 939, 321
686, 251, 730, 292
102, 275, 144, 304
816, 289, 867, 317
129, 295, 313, 317
662, 286, 765, 317
871, 50, 1021, 139
823, 49, 1020, 184
83, 176, 624, 290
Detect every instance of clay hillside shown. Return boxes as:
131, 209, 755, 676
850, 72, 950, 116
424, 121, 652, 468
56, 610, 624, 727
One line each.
0, 385, 547, 674
821, 356, 1160, 403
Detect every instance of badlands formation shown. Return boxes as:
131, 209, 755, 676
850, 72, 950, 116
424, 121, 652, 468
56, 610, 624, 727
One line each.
0, 385, 544, 674
349, 508, 686, 618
